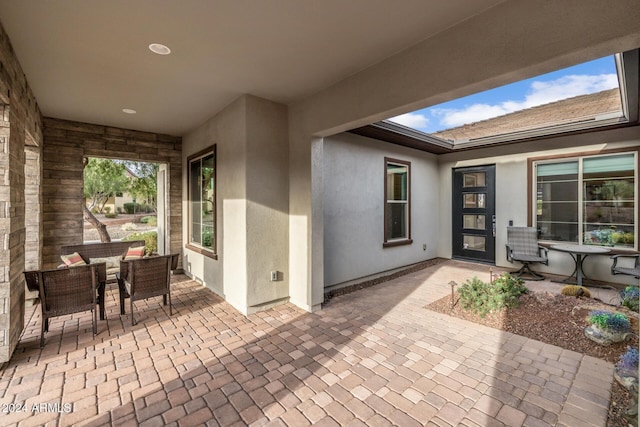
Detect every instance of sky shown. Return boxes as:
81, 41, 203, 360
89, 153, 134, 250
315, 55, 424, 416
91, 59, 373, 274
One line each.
387, 56, 619, 134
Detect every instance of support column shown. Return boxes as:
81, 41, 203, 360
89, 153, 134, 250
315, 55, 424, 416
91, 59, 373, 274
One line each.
24, 145, 42, 305
0, 102, 26, 362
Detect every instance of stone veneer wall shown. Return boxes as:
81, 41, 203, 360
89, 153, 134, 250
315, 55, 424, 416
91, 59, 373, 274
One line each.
0, 21, 44, 363
42, 118, 182, 269
24, 145, 42, 305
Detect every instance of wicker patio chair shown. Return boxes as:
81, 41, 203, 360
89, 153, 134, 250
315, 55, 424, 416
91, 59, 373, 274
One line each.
506, 227, 549, 280
117, 253, 180, 310
27, 264, 98, 348
118, 254, 173, 325
611, 254, 640, 280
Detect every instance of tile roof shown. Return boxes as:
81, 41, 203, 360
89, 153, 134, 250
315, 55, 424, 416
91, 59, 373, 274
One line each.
432, 88, 622, 142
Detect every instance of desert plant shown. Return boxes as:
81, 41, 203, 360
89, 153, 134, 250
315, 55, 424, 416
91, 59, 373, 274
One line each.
123, 202, 139, 214
561, 285, 591, 298
105, 212, 117, 219
121, 222, 137, 231
123, 231, 157, 256
104, 206, 111, 214
458, 273, 528, 317
140, 215, 158, 226
620, 286, 640, 313
617, 346, 639, 373
588, 310, 631, 333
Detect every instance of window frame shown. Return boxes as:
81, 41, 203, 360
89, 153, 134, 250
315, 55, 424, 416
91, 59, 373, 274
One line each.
527, 147, 639, 251
186, 145, 217, 259
383, 157, 413, 247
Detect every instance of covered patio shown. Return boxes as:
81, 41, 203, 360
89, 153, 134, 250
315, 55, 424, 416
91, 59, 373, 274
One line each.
0, 4, 638, 426
1, 261, 617, 426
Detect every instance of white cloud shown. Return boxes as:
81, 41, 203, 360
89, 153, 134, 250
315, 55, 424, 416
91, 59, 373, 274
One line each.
388, 112, 429, 130
432, 73, 618, 129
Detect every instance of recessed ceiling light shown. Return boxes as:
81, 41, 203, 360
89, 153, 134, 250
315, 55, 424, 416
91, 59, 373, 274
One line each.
122, 108, 137, 114
149, 43, 171, 55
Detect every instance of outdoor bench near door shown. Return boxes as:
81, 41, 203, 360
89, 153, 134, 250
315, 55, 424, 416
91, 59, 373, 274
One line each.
60, 240, 146, 281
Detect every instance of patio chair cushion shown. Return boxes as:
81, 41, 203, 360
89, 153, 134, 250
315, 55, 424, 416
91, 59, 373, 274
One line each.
89, 255, 121, 269
123, 246, 145, 260
90, 255, 122, 276
60, 252, 87, 267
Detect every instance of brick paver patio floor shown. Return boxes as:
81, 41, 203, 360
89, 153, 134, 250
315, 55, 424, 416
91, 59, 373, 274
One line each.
0, 260, 614, 426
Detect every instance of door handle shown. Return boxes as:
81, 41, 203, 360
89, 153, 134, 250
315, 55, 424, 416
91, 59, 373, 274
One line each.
492, 215, 496, 237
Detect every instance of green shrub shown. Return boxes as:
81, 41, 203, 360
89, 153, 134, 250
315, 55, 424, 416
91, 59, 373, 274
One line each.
123, 231, 157, 256
123, 202, 139, 214
140, 216, 158, 226
458, 273, 528, 317
141, 204, 155, 213
104, 206, 111, 214
105, 212, 117, 219
623, 232, 634, 245
202, 228, 214, 248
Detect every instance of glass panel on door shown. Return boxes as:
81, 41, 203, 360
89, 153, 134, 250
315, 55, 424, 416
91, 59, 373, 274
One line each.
463, 172, 486, 187
463, 235, 486, 251
463, 215, 486, 230
463, 193, 486, 208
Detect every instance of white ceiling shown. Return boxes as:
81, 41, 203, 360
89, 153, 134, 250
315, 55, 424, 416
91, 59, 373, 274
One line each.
0, 0, 505, 136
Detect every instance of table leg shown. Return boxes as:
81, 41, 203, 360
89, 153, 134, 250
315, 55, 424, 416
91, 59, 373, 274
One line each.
552, 253, 579, 285
98, 281, 106, 320
116, 272, 128, 315
575, 254, 583, 286
575, 254, 596, 287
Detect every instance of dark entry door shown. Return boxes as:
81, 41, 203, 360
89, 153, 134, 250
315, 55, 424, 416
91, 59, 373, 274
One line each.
452, 165, 496, 263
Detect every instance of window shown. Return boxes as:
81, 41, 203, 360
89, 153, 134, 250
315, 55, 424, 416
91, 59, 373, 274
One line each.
384, 158, 412, 247
534, 150, 637, 249
187, 146, 216, 258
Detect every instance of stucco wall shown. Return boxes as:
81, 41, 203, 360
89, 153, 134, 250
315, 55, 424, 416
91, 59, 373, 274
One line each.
288, 0, 640, 310
323, 132, 439, 287
437, 126, 640, 285
182, 95, 289, 314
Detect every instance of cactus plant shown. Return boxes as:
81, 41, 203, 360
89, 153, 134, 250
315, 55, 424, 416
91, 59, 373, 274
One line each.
561, 285, 591, 298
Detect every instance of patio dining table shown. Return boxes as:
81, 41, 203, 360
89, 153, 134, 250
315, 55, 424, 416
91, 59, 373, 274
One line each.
550, 243, 611, 287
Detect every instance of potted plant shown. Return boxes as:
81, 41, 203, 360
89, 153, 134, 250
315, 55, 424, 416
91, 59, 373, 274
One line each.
584, 310, 632, 345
